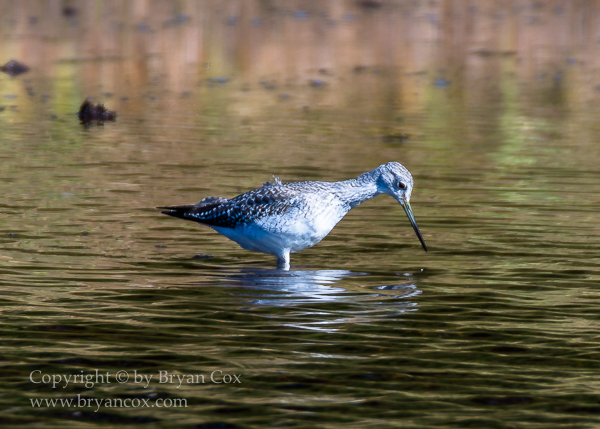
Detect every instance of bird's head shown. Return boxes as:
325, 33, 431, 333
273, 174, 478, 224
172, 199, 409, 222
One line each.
375, 162, 427, 252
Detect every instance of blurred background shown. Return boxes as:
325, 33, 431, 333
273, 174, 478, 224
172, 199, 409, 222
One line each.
2, 0, 600, 123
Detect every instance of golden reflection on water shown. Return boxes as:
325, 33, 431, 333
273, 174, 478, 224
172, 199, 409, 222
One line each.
1, 1, 599, 273
1, 0, 600, 108
0, 1, 599, 183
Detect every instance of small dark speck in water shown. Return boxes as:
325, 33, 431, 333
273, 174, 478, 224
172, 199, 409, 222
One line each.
294, 11, 309, 19
0, 59, 30, 77
309, 79, 326, 88
156, 244, 167, 248
82, 231, 88, 236
353, 65, 368, 73
260, 80, 277, 90
278, 93, 291, 101
168, 14, 190, 26
62, 6, 78, 17
194, 254, 213, 259
0, 106, 5, 112
434, 77, 451, 87
382, 133, 410, 143
78, 98, 117, 125
208, 77, 229, 84
357, 0, 383, 9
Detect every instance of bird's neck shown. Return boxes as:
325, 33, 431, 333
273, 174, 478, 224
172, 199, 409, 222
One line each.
334, 171, 381, 209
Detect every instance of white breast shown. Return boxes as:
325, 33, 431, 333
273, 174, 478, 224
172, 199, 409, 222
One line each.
213, 194, 348, 256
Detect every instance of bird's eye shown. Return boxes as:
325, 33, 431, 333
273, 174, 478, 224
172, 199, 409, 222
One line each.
397, 180, 406, 190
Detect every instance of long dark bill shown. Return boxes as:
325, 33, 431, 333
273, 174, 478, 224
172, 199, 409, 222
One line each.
401, 200, 427, 252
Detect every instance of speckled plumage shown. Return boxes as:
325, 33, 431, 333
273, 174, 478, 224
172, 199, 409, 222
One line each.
158, 162, 427, 269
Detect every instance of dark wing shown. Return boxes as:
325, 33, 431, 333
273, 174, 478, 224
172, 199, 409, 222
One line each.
158, 185, 302, 230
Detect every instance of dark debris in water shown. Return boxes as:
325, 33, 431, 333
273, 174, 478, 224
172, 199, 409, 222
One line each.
78, 99, 117, 125
358, 0, 383, 9
208, 77, 229, 85
0, 59, 30, 77
259, 79, 277, 90
382, 133, 410, 143
194, 253, 213, 259
62, 6, 78, 17
309, 79, 326, 88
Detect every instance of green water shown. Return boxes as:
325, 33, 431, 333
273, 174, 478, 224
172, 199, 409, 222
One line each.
2, 2, 600, 428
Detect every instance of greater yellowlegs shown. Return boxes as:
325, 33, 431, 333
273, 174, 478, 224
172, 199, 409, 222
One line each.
158, 162, 427, 269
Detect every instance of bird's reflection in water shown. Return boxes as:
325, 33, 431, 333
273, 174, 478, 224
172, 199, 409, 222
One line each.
215, 268, 422, 331
225, 268, 360, 304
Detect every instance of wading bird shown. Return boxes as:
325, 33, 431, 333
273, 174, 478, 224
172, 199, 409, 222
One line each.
159, 162, 427, 269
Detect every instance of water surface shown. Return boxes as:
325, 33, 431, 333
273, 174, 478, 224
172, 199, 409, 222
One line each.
2, 1, 600, 428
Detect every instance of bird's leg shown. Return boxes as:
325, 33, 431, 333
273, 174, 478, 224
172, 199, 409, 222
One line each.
276, 250, 290, 271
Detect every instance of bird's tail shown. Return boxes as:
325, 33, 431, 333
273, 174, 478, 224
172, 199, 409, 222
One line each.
157, 205, 196, 220
158, 197, 231, 227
